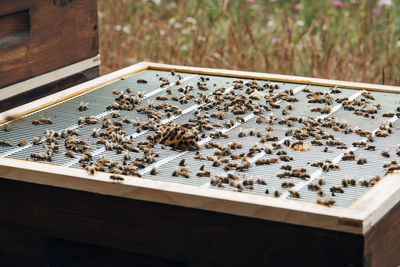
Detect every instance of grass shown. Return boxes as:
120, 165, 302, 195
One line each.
98, 0, 400, 85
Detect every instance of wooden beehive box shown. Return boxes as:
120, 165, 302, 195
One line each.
0, 62, 400, 266
0, 0, 100, 112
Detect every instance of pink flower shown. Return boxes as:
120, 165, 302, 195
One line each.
294, 4, 302, 11
248, 0, 256, 4
331, 1, 344, 8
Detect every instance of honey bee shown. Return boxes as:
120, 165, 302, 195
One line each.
358, 179, 370, 188
3, 124, 10, 131
282, 181, 295, 188
68, 129, 80, 136
41, 118, 53, 125
65, 151, 74, 158
137, 79, 147, 84
381, 151, 390, 158
383, 112, 394, 118
288, 190, 300, 198
85, 165, 96, 175
110, 175, 124, 182
369, 176, 381, 186
156, 96, 168, 101
179, 159, 186, 166
256, 178, 267, 185
32, 137, 42, 145
357, 158, 367, 165
274, 190, 281, 197
150, 167, 157, 175
277, 172, 291, 179
307, 183, 320, 191
30, 153, 42, 160
0, 140, 12, 147
236, 115, 245, 122
78, 102, 88, 111
279, 155, 293, 162
317, 199, 335, 207
91, 128, 99, 138
197, 171, 211, 177
342, 151, 355, 161
365, 145, 375, 151
17, 139, 27, 147
330, 186, 344, 193
281, 164, 292, 171
311, 140, 323, 146
376, 131, 388, 138
111, 111, 120, 118
238, 129, 246, 138
318, 178, 325, 186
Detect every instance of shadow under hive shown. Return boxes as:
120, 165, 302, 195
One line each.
1, 69, 400, 208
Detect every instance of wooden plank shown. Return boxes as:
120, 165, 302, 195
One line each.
0, 66, 99, 113
0, 178, 364, 266
146, 62, 400, 93
364, 200, 400, 267
0, 157, 364, 234
0, 55, 100, 101
0, 0, 99, 89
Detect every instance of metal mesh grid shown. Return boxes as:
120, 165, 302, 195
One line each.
1, 69, 399, 208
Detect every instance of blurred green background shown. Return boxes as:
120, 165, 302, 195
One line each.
98, 0, 400, 85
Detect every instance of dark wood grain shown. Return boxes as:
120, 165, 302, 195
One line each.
364, 201, 400, 267
0, 66, 99, 113
0, 0, 99, 89
0, 178, 364, 267
0, 9, 30, 49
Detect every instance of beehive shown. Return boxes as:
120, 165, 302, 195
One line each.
0, 62, 399, 266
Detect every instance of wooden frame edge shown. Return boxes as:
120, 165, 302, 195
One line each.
350, 173, 400, 234
0, 157, 364, 234
0, 55, 101, 101
145, 62, 400, 93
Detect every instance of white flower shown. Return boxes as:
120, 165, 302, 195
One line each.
182, 28, 191, 35
379, 0, 392, 6
198, 36, 206, 42
296, 20, 304, 26
186, 17, 197, 24
396, 40, 400, 47
168, 18, 176, 25
159, 30, 166, 36
268, 20, 275, 27
115, 25, 122, 31
174, 23, 182, 29
123, 25, 130, 34
180, 45, 189, 51
152, 0, 160, 5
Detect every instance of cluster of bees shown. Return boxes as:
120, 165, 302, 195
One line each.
2, 70, 400, 209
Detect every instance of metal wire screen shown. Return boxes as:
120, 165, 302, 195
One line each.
1, 69, 399, 208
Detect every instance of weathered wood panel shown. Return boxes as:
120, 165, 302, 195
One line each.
0, 0, 99, 89
0, 178, 364, 267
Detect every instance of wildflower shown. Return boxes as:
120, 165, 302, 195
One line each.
248, 0, 256, 4
331, 1, 344, 8
373, 6, 382, 14
378, 0, 392, 6
294, 4, 302, 11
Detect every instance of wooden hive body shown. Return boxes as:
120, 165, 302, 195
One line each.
0, 0, 100, 112
0, 62, 400, 266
